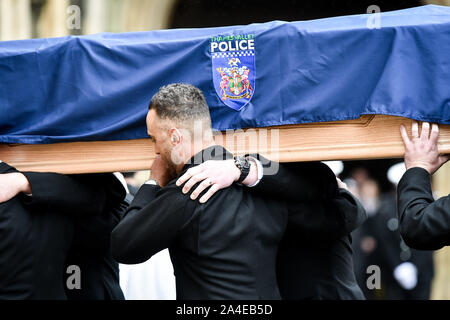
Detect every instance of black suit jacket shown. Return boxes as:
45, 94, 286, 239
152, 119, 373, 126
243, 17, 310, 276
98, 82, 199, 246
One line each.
22, 171, 126, 300
397, 167, 450, 250
0, 162, 125, 300
64, 200, 127, 300
251, 158, 366, 300
0, 162, 73, 300
112, 146, 288, 300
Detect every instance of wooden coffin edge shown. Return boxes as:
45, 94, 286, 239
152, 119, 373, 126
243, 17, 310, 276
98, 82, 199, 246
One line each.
1, 115, 450, 174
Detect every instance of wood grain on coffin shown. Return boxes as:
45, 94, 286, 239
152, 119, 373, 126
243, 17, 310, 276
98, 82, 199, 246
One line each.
0, 139, 155, 174
1, 115, 449, 173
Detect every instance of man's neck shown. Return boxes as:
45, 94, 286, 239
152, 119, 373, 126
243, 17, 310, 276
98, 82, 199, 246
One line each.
176, 139, 217, 174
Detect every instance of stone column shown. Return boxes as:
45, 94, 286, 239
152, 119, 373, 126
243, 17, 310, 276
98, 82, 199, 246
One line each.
36, 0, 70, 38
0, 0, 32, 41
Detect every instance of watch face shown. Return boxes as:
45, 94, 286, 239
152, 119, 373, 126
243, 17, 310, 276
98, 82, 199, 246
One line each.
243, 158, 251, 170
235, 156, 243, 168
235, 156, 251, 183
237, 156, 250, 169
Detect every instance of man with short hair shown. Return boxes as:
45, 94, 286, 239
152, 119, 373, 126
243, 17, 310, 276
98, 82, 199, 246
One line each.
111, 83, 289, 299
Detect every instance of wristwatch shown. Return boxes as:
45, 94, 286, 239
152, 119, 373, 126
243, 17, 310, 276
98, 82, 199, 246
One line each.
234, 156, 251, 183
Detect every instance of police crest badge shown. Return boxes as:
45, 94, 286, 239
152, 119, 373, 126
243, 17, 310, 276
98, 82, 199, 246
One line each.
211, 34, 255, 111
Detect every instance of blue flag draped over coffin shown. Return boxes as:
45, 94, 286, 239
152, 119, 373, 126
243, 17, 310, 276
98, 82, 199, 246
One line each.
0, 5, 450, 144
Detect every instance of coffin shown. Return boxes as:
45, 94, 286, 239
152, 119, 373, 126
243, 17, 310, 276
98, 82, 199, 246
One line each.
1, 115, 449, 174
1, 6, 450, 173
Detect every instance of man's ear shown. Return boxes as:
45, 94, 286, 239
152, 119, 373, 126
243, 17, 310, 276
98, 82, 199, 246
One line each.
169, 128, 183, 145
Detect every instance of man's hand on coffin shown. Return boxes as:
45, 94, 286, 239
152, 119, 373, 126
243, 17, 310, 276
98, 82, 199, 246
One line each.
400, 121, 450, 175
0, 172, 32, 203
